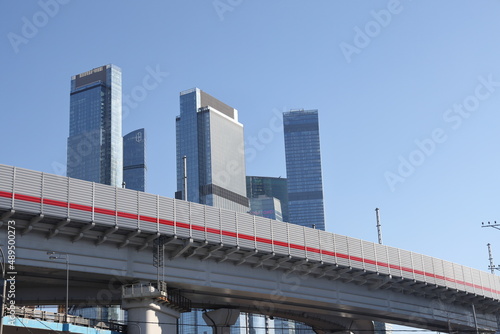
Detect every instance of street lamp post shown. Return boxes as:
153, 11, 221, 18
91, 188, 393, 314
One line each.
47, 252, 69, 323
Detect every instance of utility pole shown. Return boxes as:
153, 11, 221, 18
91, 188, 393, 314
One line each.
375, 208, 383, 245
481, 221, 500, 273
487, 243, 500, 274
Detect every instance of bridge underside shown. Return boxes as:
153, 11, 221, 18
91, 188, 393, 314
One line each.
3, 210, 500, 333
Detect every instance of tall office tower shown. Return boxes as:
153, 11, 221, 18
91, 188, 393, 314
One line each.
175, 88, 249, 212
246, 176, 289, 222
123, 128, 147, 192
283, 109, 325, 230
67, 64, 123, 187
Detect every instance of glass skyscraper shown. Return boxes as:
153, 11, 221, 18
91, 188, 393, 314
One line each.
246, 176, 289, 222
67, 64, 123, 187
283, 109, 325, 230
175, 88, 249, 212
123, 128, 146, 192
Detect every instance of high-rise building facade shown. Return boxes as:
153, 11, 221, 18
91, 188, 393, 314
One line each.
123, 128, 146, 192
67, 64, 123, 187
175, 88, 249, 212
283, 109, 325, 230
246, 176, 289, 222
249, 196, 283, 221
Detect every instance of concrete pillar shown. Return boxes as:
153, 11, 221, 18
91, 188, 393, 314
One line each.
202, 308, 240, 334
123, 299, 180, 334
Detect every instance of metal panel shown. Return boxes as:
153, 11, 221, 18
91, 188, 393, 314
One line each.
237, 213, 255, 250
493, 275, 500, 300
174, 200, 191, 238
399, 249, 414, 280
13, 168, 42, 214
480, 271, 492, 298
334, 234, 349, 267
158, 197, 174, 236
304, 228, 320, 261
254, 216, 272, 253
190, 202, 206, 241
0, 165, 14, 192
220, 209, 237, 247
271, 220, 289, 256
319, 230, 334, 264
422, 255, 436, 285
442, 260, 456, 290
288, 223, 306, 259
204, 205, 221, 244
363, 241, 377, 273
42, 173, 69, 218
139, 192, 157, 221
348, 238, 364, 270
462, 266, 475, 294
492, 275, 500, 300
0, 165, 14, 210
452, 263, 464, 291
138, 192, 158, 233
68, 178, 93, 222
432, 258, 445, 287
374, 243, 389, 275
93, 183, 116, 226
471, 269, 482, 295
412, 253, 425, 283
387, 246, 401, 277
116, 188, 138, 230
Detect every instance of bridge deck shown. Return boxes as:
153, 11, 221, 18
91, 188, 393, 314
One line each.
0, 164, 499, 319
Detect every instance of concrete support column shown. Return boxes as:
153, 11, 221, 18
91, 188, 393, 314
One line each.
123, 299, 180, 334
202, 308, 240, 334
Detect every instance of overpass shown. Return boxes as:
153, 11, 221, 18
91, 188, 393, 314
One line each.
0, 164, 499, 333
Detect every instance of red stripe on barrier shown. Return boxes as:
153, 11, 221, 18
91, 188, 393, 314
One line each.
15, 194, 41, 203
141, 216, 157, 223
118, 212, 138, 220
159, 219, 174, 226
206, 227, 219, 234
70, 203, 92, 212
238, 234, 254, 241
274, 240, 288, 248
0, 191, 13, 198
43, 198, 66, 207
192, 225, 204, 232
94, 207, 115, 215
222, 230, 237, 238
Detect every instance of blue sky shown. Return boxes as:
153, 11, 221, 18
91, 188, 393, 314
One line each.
2, 0, 500, 286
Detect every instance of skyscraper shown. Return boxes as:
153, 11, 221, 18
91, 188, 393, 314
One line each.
67, 64, 123, 187
175, 88, 248, 212
176, 88, 249, 333
283, 109, 325, 230
246, 176, 289, 222
123, 128, 147, 192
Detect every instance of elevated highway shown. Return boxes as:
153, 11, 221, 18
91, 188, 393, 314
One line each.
0, 164, 499, 333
